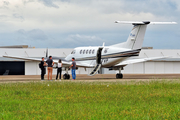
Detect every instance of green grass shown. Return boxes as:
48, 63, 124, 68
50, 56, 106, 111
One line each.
0, 80, 180, 119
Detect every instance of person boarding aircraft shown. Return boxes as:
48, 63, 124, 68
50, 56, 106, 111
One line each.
3, 21, 177, 79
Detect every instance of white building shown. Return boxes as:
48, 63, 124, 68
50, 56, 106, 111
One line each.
0, 48, 180, 75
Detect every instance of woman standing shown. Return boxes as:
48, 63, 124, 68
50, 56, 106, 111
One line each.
56, 59, 62, 81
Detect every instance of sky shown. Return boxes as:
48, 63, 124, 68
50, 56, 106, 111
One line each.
0, 0, 180, 49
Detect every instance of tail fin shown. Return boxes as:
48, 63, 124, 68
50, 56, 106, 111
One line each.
126, 24, 147, 49
111, 21, 177, 50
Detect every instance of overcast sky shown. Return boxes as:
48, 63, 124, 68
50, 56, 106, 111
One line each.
0, 0, 179, 49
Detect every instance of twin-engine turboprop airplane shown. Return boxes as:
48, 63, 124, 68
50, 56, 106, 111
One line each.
3, 21, 176, 79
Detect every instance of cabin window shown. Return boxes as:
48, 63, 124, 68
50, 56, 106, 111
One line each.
83, 50, 85, 54
80, 50, 82, 54
104, 48, 108, 53
104, 49, 107, 53
92, 49, 95, 54
86, 50, 88, 54
89, 50, 91, 54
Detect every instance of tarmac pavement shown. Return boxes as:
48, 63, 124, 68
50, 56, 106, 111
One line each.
0, 74, 180, 83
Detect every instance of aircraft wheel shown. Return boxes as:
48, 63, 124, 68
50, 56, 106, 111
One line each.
116, 74, 119, 79
116, 73, 123, 79
63, 74, 70, 80
119, 73, 123, 79
63, 74, 67, 79
67, 74, 70, 79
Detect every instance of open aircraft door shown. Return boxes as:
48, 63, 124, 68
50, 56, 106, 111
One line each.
89, 47, 103, 76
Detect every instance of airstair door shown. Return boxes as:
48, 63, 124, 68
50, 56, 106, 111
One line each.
89, 47, 103, 76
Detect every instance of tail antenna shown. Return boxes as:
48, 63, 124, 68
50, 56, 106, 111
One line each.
46, 48, 48, 58
102, 42, 105, 47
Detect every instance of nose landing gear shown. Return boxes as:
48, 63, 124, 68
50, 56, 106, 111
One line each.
63, 73, 70, 79
63, 68, 70, 80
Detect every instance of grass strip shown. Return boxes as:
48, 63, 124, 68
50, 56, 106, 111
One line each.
0, 80, 180, 119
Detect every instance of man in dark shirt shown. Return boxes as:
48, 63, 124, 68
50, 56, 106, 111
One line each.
40, 57, 46, 80
46, 56, 54, 80
69, 57, 76, 80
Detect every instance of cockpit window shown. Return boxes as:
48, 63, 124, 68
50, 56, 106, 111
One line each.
71, 50, 76, 54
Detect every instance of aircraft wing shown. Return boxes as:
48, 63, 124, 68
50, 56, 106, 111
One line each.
3, 55, 43, 62
3, 55, 94, 68
3, 55, 71, 65
53, 59, 94, 68
115, 56, 171, 67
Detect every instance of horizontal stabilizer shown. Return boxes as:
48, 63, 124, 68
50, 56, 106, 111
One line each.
115, 21, 177, 25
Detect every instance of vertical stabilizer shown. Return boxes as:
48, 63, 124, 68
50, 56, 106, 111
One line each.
111, 21, 177, 50
125, 24, 147, 49
111, 22, 149, 49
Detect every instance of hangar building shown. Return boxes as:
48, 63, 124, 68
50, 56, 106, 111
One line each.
0, 47, 180, 75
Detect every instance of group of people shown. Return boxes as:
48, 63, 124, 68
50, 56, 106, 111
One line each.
39, 56, 76, 81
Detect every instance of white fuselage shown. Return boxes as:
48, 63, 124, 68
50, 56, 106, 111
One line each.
65, 46, 141, 68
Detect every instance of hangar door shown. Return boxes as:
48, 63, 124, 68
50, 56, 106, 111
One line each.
0, 61, 25, 75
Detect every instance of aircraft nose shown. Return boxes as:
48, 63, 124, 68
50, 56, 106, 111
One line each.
65, 55, 72, 61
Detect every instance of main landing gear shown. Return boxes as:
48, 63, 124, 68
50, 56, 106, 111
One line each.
116, 68, 123, 79
116, 73, 123, 79
63, 68, 70, 80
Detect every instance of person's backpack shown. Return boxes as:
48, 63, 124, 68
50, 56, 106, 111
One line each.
39, 62, 41, 69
